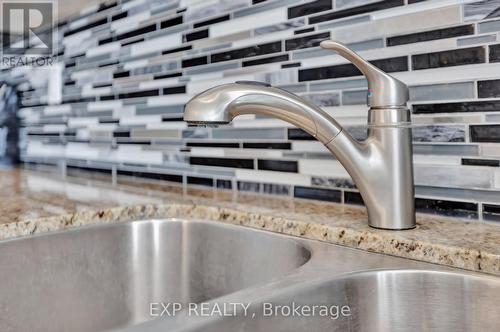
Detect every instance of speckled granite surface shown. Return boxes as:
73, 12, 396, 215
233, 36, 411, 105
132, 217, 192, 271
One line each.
1, 167, 499, 276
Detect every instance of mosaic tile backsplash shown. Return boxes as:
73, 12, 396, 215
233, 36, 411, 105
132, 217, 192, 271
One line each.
4, 0, 500, 222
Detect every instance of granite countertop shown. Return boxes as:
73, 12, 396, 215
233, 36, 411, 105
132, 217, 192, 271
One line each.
1, 167, 499, 276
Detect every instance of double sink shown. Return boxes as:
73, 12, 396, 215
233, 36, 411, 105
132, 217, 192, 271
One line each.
0, 219, 498, 331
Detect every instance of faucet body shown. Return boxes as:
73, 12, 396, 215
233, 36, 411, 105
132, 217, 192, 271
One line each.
184, 41, 415, 230
327, 108, 415, 229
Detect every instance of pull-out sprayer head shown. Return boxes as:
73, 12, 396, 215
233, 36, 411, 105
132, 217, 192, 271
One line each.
184, 81, 343, 143
183, 81, 272, 126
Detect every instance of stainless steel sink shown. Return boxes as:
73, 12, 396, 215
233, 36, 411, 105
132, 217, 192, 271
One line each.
1, 218, 499, 332
0, 219, 310, 332
196, 270, 499, 332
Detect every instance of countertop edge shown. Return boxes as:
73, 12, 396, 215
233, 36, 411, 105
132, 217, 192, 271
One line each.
0, 202, 498, 276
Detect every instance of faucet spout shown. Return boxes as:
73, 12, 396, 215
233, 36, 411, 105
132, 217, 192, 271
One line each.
184, 81, 343, 144
184, 41, 416, 230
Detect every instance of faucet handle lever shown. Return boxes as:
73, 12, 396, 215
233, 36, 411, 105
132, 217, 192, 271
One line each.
320, 40, 409, 108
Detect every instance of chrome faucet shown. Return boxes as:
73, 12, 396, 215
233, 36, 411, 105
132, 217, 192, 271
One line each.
184, 41, 415, 230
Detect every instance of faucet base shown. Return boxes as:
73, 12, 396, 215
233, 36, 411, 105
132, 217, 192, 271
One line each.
325, 109, 416, 231
369, 223, 416, 231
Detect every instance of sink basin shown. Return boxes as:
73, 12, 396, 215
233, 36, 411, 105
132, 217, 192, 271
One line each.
0, 219, 310, 332
199, 270, 500, 332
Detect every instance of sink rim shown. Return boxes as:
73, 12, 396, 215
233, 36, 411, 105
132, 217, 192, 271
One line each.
0, 217, 308, 251
297, 266, 500, 285
0, 217, 315, 280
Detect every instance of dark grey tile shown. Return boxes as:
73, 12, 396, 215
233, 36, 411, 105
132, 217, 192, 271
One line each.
181, 56, 208, 68
190, 157, 254, 169
483, 204, 500, 222
243, 142, 291, 149
67, 165, 112, 175
113, 71, 130, 78
187, 176, 213, 187
344, 191, 364, 205
113, 130, 130, 138
470, 125, 500, 142
299, 56, 408, 81
242, 54, 289, 67
478, 79, 500, 98
118, 89, 159, 99
462, 158, 500, 167
415, 198, 478, 219
288, 128, 314, 140
187, 142, 240, 148
163, 86, 186, 95
116, 23, 156, 41
282, 60, 301, 67
412, 47, 486, 70
295, 27, 315, 35
183, 28, 209, 42
387, 25, 474, 47
193, 14, 229, 28
413, 101, 500, 114
490, 43, 500, 62
211, 41, 281, 63
112, 11, 127, 21
160, 15, 183, 29
117, 170, 183, 183
257, 159, 298, 172
309, 0, 403, 24
294, 186, 342, 203
288, 0, 332, 19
